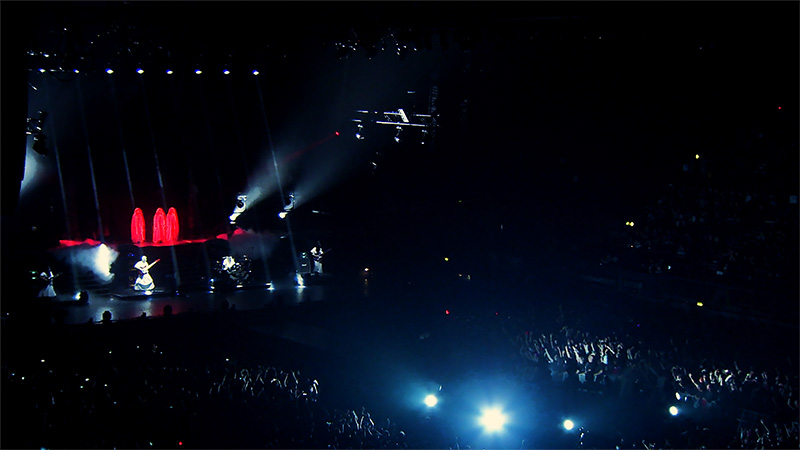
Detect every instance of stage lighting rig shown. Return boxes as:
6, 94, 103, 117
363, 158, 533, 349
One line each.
351, 86, 439, 145
229, 194, 247, 224
351, 108, 438, 145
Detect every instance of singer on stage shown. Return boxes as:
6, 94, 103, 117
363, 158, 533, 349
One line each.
134, 255, 159, 291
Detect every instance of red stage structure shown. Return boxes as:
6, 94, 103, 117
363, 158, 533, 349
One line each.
153, 208, 166, 244
131, 208, 146, 244
166, 207, 179, 243
132, 207, 179, 245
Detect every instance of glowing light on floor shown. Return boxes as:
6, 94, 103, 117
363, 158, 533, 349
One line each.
424, 394, 438, 407
478, 407, 507, 433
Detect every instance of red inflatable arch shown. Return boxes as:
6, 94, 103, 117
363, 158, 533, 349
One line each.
153, 208, 166, 244
131, 208, 146, 244
166, 207, 179, 243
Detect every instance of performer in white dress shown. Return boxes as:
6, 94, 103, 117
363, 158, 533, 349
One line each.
134, 255, 159, 291
38, 268, 58, 298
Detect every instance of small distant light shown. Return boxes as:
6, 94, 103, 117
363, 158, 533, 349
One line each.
106, 68, 114, 74
73, 69, 80, 74
137, 68, 144, 74
41, 359, 45, 363
675, 392, 682, 400
223, 69, 230, 75
39, 68, 46, 73
166, 69, 173, 75
445, 309, 450, 315
667, 265, 671, 270
225, 358, 229, 362
696, 301, 703, 307
444, 257, 449, 262
669, 406, 679, 416
252, 70, 259, 75
195, 69, 202, 75
695, 154, 700, 159
85, 378, 90, 382
778, 106, 782, 110
335, 131, 340, 136
278, 211, 288, 219
179, 442, 183, 446
364, 267, 369, 272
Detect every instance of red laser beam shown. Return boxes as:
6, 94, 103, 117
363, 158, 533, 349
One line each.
283, 132, 339, 163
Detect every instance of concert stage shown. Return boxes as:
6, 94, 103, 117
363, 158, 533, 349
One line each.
44, 230, 282, 299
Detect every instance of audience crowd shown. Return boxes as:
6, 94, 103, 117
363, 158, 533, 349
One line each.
615, 149, 797, 289
1, 323, 411, 449
514, 318, 798, 449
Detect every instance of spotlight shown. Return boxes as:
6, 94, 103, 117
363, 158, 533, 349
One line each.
424, 394, 438, 407
229, 194, 247, 224
563, 419, 575, 431
478, 407, 507, 433
278, 211, 288, 219
284, 192, 296, 211
669, 405, 679, 416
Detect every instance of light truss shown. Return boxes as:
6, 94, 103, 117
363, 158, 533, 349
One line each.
352, 110, 437, 133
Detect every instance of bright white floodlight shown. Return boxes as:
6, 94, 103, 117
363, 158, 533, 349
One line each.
563, 419, 575, 431
424, 394, 438, 407
479, 407, 507, 433
669, 405, 679, 416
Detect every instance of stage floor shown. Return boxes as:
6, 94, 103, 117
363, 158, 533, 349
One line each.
48, 279, 334, 325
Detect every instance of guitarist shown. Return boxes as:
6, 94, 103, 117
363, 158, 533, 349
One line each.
134, 255, 160, 291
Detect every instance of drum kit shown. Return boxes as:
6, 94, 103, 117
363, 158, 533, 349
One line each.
213, 255, 252, 286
